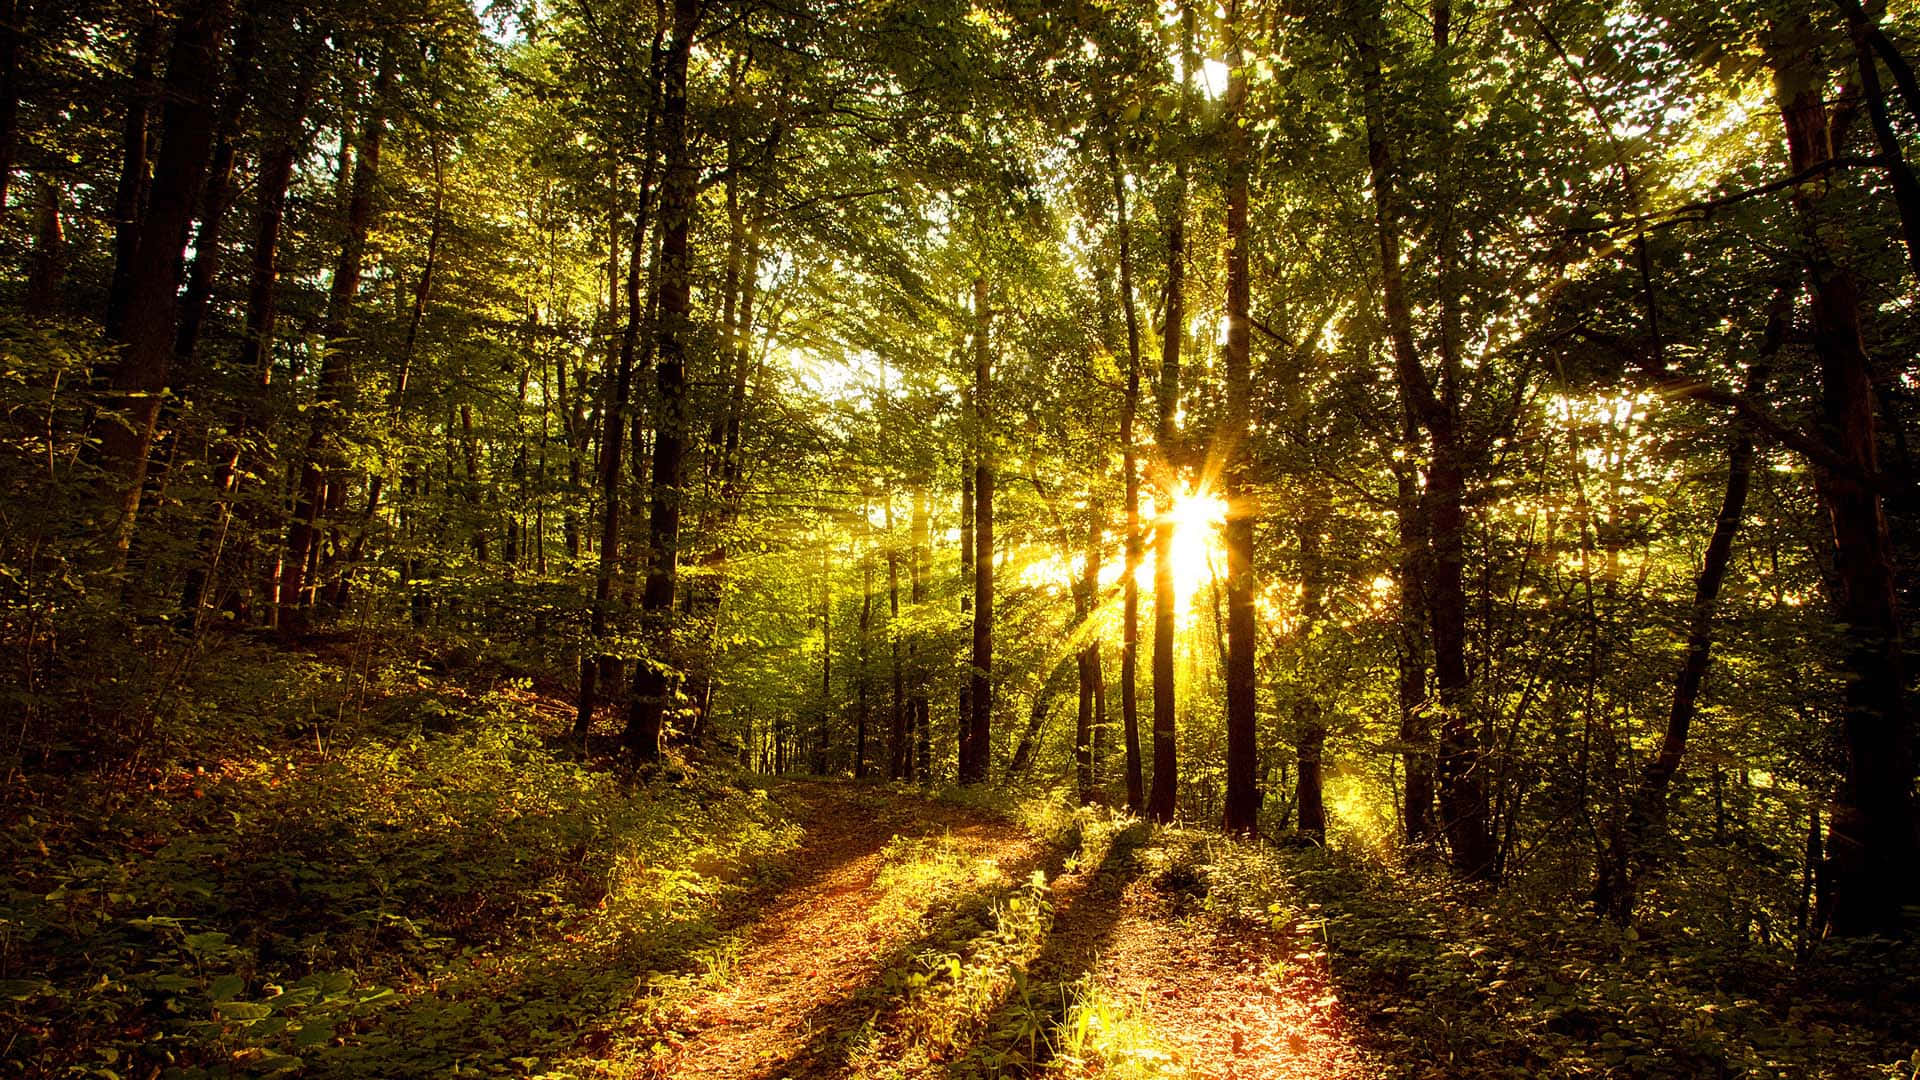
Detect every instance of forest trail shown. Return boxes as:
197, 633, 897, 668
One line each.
641, 781, 1369, 1079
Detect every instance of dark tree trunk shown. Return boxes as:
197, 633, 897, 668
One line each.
1294, 511, 1328, 841
959, 466, 973, 771
173, 10, 257, 370
1767, 16, 1917, 935
1110, 142, 1146, 815
281, 52, 389, 625
0, 0, 26, 216
626, 0, 704, 764
961, 273, 995, 784
1396, 451, 1435, 843
1221, 14, 1258, 834
578, 25, 667, 737
1148, 156, 1186, 825
25, 177, 60, 310
1359, 3, 1493, 877
1076, 497, 1104, 804
909, 485, 931, 780
94, 0, 230, 561
1846, 14, 1920, 284
1637, 290, 1788, 822
1010, 661, 1069, 779
103, 16, 162, 342
182, 42, 315, 624
888, 492, 907, 779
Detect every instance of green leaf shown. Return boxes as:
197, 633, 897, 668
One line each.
209, 975, 245, 1002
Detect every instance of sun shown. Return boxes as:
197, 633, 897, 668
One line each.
1162, 488, 1229, 612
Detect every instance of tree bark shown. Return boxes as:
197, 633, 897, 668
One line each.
1358, 1, 1493, 876
103, 16, 163, 342
0, 0, 23, 216
173, 9, 257, 370
1110, 141, 1146, 814
94, 0, 230, 562
1767, 15, 1917, 935
1221, 9, 1258, 834
961, 273, 995, 784
1076, 496, 1104, 804
579, 23, 668, 736
281, 51, 389, 625
626, 0, 704, 764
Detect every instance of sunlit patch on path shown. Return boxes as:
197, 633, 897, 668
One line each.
643, 782, 1040, 1079
1058, 877, 1372, 1079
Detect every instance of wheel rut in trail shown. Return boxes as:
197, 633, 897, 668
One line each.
646, 781, 1042, 1080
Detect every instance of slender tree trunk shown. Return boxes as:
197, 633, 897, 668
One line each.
962, 273, 995, 784
1359, 2, 1492, 876
888, 492, 907, 779
959, 467, 974, 771
1636, 289, 1787, 822
281, 52, 389, 624
173, 10, 257, 370
1221, 13, 1258, 834
183, 44, 314, 623
909, 484, 931, 780
25, 178, 60, 310
0, 0, 23, 216
94, 0, 230, 562
1294, 510, 1328, 841
1148, 160, 1186, 825
1768, 17, 1916, 935
581, 29, 669, 736
1110, 143, 1146, 814
1847, 15, 1920, 284
103, 16, 162, 341
1076, 497, 1104, 804
1396, 448, 1435, 842
1010, 661, 1068, 779
812, 539, 832, 773
857, 534, 873, 778
626, 0, 704, 764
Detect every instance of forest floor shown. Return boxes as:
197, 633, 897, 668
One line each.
9, 636, 1920, 1080
633, 779, 1371, 1080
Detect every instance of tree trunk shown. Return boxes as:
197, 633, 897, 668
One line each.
182, 43, 315, 623
1148, 158, 1185, 825
25, 177, 61, 310
103, 16, 162, 342
1221, 12, 1258, 834
1110, 141, 1146, 814
94, 0, 230, 562
579, 26, 667, 736
1767, 16, 1917, 935
1294, 510, 1328, 841
626, 0, 704, 764
281, 51, 389, 624
173, 10, 257, 370
1636, 289, 1788, 824
961, 273, 995, 784
0, 0, 23, 216
959, 466, 973, 772
1358, 2, 1493, 877
1076, 497, 1104, 804
909, 484, 931, 780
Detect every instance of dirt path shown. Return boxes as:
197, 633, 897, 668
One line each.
639, 782, 1367, 1080
645, 781, 1041, 1079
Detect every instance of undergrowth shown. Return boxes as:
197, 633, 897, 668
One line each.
0, 635, 800, 1079
1137, 835, 1920, 1080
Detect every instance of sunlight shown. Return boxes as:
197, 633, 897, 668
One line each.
1162, 488, 1229, 616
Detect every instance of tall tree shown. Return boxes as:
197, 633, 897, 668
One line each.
626, 0, 703, 763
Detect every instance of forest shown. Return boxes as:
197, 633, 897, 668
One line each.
5, 0, 1920, 1074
